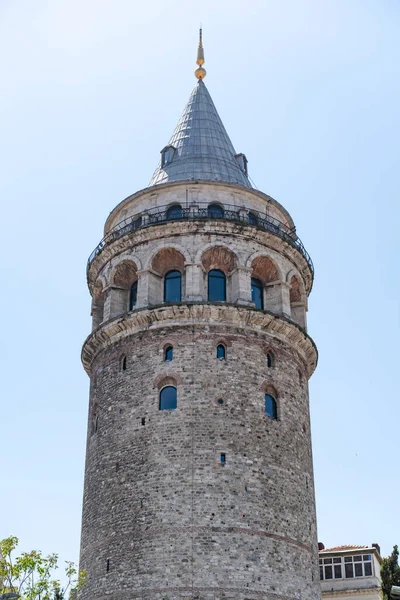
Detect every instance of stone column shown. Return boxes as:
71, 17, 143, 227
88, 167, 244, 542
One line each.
184, 263, 204, 301
265, 281, 291, 316
103, 286, 128, 320
231, 267, 253, 305
137, 269, 162, 306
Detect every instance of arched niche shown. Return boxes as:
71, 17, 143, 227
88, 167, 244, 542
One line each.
150, 248, 186, 305
91, 280, 105, 330
289, 274, 307, 329
108, 260, 138, 318
201, 245, 237, 303
251, 255, 283, 314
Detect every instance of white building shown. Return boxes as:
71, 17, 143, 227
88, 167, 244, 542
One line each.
319, 543, 382, 599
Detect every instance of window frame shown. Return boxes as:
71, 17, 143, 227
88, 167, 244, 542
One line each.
208, 269, 226, 302
251, 277, 264, 310
216, 344, 226, 360
164, 269, 182, 303
264, 393, 278, 420
207, 203, 224, 218
166, 203, 183, 220
164, 345, 173, 362
159, 385, 177, 411
129, 280, 138, 310
319, 554, 374, 581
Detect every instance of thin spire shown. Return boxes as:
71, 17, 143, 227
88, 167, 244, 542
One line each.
195, 28, 206, 80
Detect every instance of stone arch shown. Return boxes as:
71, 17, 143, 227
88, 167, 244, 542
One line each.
145, 243, 191, 271
250, 255, 281, 285
151, 248, 186, 276
249, 255, 284, 315
197, 243, 238, 274
246, 250, 284, 281
112, 259, 138, 288
111, 252, 142, 274
154, 372, 183, 389
91, 280, 105, 331
107, 259, 139, 317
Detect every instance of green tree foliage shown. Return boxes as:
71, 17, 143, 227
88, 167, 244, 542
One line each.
381, 545, 400, 600
0, 536, 86, 600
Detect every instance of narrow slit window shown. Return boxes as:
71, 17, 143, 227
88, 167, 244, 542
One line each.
220, 453, 226, 465
164, 345, 173, 361
251, 277, 264, 310
216, 344, 226, 360
266, 352, 274, 368
121, 356, 127, 371
129, 280, 138, 310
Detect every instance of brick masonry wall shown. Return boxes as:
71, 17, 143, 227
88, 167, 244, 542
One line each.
79, 323, 321, 600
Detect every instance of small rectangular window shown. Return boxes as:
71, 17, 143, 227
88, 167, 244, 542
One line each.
345, 563, 354, 578
323, 558, 332, 564
325, 565, 333, 580
319, 566, 324, 580
354, 563, 363, 577
220, 453, 226, 465
333, 557, 341, 564
364, 562, 372, 576
334, 565, 342, 579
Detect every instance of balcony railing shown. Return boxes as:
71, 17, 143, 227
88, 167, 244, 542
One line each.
87, 203, 314, 276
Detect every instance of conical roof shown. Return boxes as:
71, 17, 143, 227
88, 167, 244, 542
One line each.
149, 80, 251, 188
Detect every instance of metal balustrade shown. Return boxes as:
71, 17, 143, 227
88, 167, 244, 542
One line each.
87, 203, 314, 277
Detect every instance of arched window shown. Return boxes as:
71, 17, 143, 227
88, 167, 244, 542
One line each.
208, 203, 224, 218
164, 270, 182, 303
265, 394, 277, 419
129, 280, 138, 310
166, 204, 183, 220
208, 269, 226, 302
248, 212, 258, 225
164, 345, 173, 361
266, 352, 274, 368
251, 277, 264, 310
159, 386, 177, 410
216, 344, 226, 360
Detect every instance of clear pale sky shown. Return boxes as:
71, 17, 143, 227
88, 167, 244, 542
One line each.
1, 0, 399, 567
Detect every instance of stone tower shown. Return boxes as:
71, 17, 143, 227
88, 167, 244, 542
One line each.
79, 33, 320, 600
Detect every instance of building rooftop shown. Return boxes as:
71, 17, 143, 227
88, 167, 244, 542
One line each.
149, 31, 252, 189
149, 80, 251, 188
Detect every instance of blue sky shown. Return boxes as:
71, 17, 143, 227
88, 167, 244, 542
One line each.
1, 0, 399, 567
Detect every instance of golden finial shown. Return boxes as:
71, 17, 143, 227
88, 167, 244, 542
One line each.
195, 28, 206, 80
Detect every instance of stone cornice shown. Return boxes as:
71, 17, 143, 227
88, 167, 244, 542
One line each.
87, 219, 313, 295
81, 303, 318, 377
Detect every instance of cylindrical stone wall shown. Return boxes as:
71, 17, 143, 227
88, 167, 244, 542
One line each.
80, 320, 320, 599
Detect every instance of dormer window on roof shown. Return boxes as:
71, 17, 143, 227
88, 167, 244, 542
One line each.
161, 145, 176, 168
235, 153, 248, 176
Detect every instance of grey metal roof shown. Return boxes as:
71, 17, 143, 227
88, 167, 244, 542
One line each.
149, 80, 252, 188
